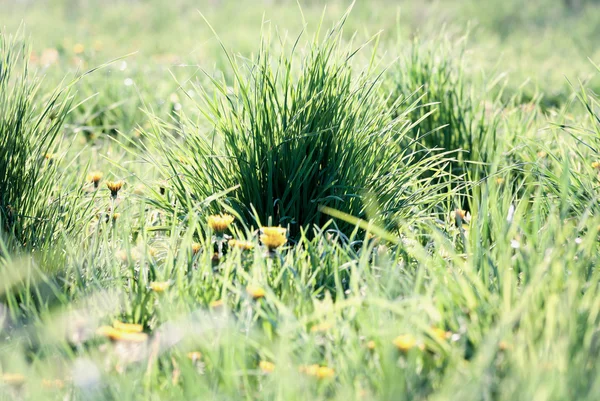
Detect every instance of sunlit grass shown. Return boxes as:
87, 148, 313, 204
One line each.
2, 1, 600, 400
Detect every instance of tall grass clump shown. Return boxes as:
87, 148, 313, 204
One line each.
543, 69, 600, 217
389, 36, 501, 205
148, 18, 453, 236
0, 32, 72, 250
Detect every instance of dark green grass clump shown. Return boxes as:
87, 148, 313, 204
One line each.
150, 21, 451, 236
389, 37, 500, 207
0, 32, 72, 250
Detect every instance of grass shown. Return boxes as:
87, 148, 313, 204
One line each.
0, 30, 74, 250
145, 16, 454, 237
2, 0, 600, 400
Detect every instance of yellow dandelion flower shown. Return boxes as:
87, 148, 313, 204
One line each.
260, 227, 287, 250
310, 321, 333, 333
96, 326, 147, 343
366, 340, 376, 350
106, 181, 124, 198
45, 152, 54, 160
116, 249, 140, 263
191, 242, 201, 255
498, 340, 512, 351
300, 365, 334, 379
246, 285, 266, 299
592, 161, 600, 170
299, 364, 320, 376
260, 233, 287, 250
209, 299, 224, 308
119, 331, 148, 343
42, 379, 65, 389
112, 321, 143, 333
261, 227, 287, 237
149, 281, 170, 293
495, 177, 505, 185
455, 209, 469, 221
431, 327, 451, 341
393, 334, 418, 352
187, 351, 202, 362
111, 212, 121, 221
2, 373, 25, 386
207, 214, 234, 233
73, 43, 85, 54
259, 360, 275, 373
316, 366, 335, 379
87, 171, 103, 188
96, 325, 122, 339
228, 239, 255, 251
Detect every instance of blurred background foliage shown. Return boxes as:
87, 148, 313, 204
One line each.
3, 0, 600, 110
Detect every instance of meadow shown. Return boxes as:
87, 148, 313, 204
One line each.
2, 0, 600, 399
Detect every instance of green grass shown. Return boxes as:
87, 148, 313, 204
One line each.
143, 16, 454, 237
0, 30, 75, 250
2, 1, 600, 400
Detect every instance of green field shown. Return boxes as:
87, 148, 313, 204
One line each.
2, 0, 600, 399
